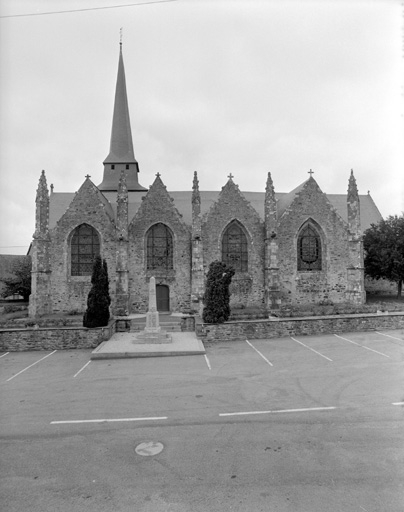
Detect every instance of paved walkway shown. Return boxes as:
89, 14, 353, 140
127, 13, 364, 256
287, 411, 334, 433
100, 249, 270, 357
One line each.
91, 331, 205, 359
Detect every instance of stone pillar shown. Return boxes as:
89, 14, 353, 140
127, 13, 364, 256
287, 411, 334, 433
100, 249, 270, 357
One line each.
346, 170, 365, 304
29, 170, 52, 317
133, 277, 172, 343
145, 276, 160, 331
191, 172, 204, 313
264, 172, 281, 311
115, 171, 130, 315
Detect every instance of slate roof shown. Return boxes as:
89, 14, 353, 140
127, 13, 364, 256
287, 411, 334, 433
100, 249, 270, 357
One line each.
49, 187, 382, 232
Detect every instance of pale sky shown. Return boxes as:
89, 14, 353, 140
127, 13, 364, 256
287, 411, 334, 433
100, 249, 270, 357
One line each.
0, 0, 403, 255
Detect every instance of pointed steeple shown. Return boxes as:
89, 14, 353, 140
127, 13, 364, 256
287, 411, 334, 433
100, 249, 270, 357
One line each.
265, 171, 277, 229
347, 169, 361, 236
192, 172, 201, 216
34, 170, 50, 239
99, 43, 146, 192
347, 169, 359, 203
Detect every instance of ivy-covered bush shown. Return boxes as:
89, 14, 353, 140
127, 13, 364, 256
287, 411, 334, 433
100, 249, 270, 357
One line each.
202, 261, 235, 324
83, 256, 110, 328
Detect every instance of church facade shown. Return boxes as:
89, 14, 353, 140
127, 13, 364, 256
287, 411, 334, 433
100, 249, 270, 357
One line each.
28, 47, 382, 319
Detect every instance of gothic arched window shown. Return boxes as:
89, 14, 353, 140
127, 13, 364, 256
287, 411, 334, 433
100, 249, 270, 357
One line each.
71, 224, 100, 276
146, 223, 173, 270
297, 223, 322, 271
222, 221, 248, 272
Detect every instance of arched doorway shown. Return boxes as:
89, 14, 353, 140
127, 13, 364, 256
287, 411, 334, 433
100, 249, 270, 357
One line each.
156, 285, 170, 312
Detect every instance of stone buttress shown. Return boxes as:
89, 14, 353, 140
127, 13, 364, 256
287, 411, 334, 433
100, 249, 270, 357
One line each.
29, 170, 52, 317
346, 170, 365, 303
264, 172, 281, 310
191, 172, 204, 312
115, 171, 130, 314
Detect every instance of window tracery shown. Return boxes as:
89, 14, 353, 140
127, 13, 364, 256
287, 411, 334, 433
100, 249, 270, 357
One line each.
297, 223, 322, 271
71, 224, 100, 276
146, 223, 173, 270
222, 221, 248, 272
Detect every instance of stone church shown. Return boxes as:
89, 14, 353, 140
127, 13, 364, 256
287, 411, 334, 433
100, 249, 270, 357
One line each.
28, 46, 382, 318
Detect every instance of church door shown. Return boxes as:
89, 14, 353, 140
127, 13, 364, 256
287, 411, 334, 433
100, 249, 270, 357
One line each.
156, 285, 170, 312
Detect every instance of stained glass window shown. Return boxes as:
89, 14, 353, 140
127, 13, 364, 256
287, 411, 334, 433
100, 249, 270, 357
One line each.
298, 224, 322, 271
222, 221, 248, 272
71, 224, 100, 276
146, 223, 173, 270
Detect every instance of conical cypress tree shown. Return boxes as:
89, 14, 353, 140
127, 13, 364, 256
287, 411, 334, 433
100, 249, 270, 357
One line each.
103, 259, 111, 306
202, 261, 235, 323
83, 256, 110, 328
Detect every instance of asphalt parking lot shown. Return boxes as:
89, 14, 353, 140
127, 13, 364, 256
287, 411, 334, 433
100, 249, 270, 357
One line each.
1, 329, 404, 511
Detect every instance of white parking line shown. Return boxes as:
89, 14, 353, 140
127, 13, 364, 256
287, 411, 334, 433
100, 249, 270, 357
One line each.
219, 406, 336, 417
0, 352, 9, 359
204, 354, 211, 370
73, 360, 91, 378
376, 332, 404, 342
334, 334, 390, 358
392, 402, 404, 406
245, 339, 273, 366
6, 351, 57, 382
290, 337, 332, 361
50, 416, 168, 425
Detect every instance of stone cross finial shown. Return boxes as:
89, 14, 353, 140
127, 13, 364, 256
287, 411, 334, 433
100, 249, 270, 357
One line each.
228, 173, 234, 180
155, 172, 161, 177
308, 169, 314, 177
85, 174, 91, 179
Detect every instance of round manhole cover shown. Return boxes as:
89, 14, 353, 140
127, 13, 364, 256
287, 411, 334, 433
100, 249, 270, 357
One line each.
135, 441, 164, 456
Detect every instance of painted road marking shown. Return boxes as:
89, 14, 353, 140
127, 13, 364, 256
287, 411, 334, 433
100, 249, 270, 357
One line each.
6, 350, 57, 382
376, 332, 404, 342
290, 337, 332, 361
392, 402, 404, 406
219, 406, 337, 417
204, 354, 212, 370
0, 352, 9, 359
135, 441, 164, 456
246, 339, 273, 366
73, 360, 91, 378
51, 416, 168, 425
334, 334, 390, 358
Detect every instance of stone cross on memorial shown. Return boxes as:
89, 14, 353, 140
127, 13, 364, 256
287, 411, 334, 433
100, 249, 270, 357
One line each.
145, 276, 161, 333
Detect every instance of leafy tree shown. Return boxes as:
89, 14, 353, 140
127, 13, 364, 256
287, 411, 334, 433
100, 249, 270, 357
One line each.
83, 256, 110, 328
1, 258, 31, 301
202, 260, 235, 323
363, 214, 404, 297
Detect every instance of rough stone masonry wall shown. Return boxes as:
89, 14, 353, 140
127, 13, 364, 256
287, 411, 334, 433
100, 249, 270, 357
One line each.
202, 313, 404, 342
0, 323, 114, 351
278, 181, 350, 306
202, 183, 265, 309
128, 179, 192, 313
49, 183, 117, 314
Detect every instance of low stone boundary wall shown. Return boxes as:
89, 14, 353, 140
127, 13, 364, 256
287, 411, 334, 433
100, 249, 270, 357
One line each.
0, 321, 115, 351
202, 312, 404, 342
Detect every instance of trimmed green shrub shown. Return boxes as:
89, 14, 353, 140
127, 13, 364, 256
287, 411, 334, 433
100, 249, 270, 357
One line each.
202, 261, 235, 324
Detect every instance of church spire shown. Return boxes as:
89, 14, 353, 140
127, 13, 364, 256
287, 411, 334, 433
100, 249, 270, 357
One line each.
98, 43, 146, 192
